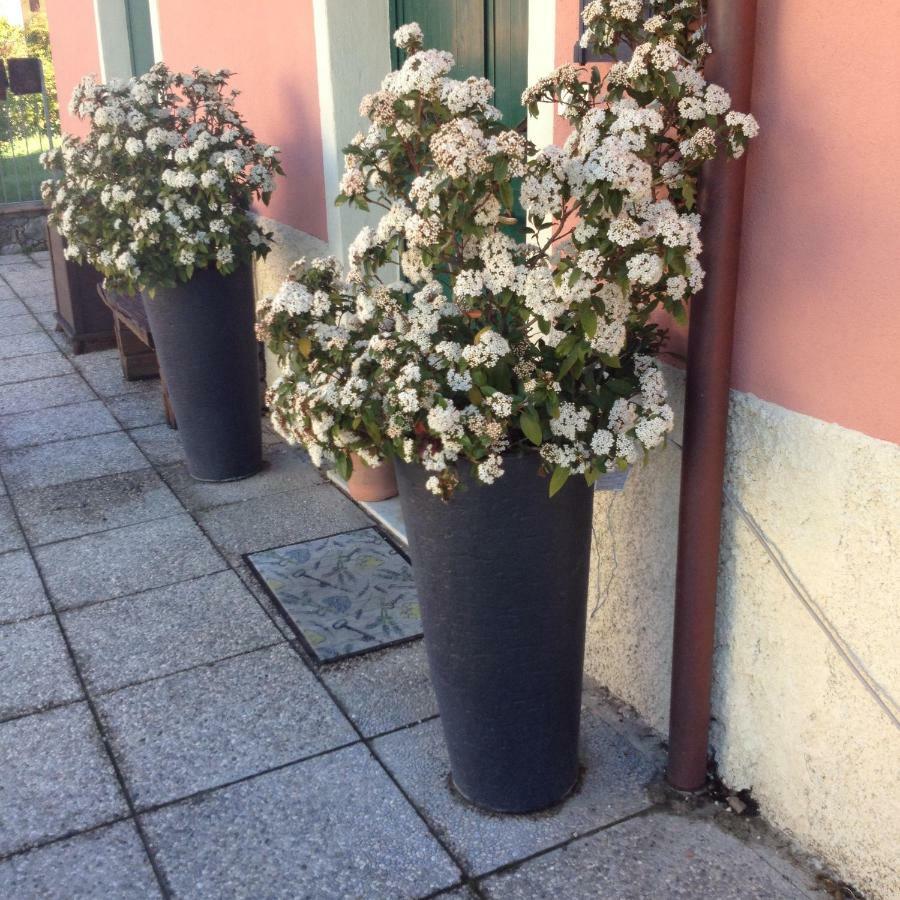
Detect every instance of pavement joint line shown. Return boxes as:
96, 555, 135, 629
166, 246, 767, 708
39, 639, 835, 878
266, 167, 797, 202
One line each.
3, 463, 161, 507
0, 395, 112, 423
132, 737, 366, 816
0, 425, 124, 453
26, 508, 191, 552
0, 693, 86, 728
0, 464, 174, 899
462, 804, 660, 893
152, 470, 331, 515
46, 566, 233, 615
0, 812, 135, 866
86, 639, 287, 702
270, 613, 472, 884
0, 606, 60, 629
2, 284, 177, 897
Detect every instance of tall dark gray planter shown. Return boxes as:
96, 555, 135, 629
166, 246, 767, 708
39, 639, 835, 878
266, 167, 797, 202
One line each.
142, 264, 262, 482
395, 453, 594, 813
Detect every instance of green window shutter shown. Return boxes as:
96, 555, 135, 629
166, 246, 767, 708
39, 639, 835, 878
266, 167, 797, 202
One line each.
390, 0, 527, 126
488, 0, 528, 131
390, 0, 528, 234
125, 0, 155, 76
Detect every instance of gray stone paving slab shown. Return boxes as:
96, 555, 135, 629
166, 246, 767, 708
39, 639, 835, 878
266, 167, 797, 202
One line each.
0, 821, 161, 900
0, 497, 25, 552
372, 711, 659, 876
0, 372, 94, 416
0, 298, 28, 317
0, 330, 56, 359
0, 351, 74, 386
10, 292, 54, 311
0, 400, 119, 450
141, 743, 461, 899
96, 644, 357, 807
0, 313, 39, 337
0, 615, 83, 720
322, 640, 437, 737
0, 549, 50, 624
0, 702, 127, 856
232, 560, 296, 640
0, 432, 147, 492
0, 283, 15, 301
126, 423, 184, 466
479, 811, 823, 899
33, 309, 59, 331
197, 483, 369, 562
20, 294, 56, 317
2, 276, 53, 300
73, 353, 160, 398
34, 513, 224, 610
16, 467, 182, 546
159, 444, 324, 512
63, 570, 283, 694
106, 390, 168, 429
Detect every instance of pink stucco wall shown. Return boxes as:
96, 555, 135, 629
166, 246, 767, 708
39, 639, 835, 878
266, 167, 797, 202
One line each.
44, 0, 327, 240
734, 0, 900, 444
44, 0, 101, 138
154, 0, 327, 240
555, 0, 900, 444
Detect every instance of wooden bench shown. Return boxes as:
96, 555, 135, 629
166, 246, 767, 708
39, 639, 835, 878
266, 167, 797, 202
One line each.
96, 285, 177, 429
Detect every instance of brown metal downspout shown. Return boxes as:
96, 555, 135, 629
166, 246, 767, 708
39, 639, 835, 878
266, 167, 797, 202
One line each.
666, 0, 759, 791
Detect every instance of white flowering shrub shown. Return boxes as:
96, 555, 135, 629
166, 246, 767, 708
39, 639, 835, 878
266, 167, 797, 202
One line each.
257, 255, 388, 479
41, 64, 283, 294
261, 7, 758, 497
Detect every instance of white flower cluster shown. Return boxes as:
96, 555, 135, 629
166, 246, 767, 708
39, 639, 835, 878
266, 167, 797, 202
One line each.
43, 64, 281, 294
261, 13, 756, 497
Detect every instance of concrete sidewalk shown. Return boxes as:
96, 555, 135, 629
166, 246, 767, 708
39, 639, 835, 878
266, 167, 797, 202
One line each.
0, 251, 831, 898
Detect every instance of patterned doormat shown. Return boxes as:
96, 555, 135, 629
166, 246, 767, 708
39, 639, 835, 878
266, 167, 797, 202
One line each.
246, 527, 422, 664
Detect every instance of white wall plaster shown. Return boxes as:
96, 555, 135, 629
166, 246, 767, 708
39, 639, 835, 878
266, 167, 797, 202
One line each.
312, 0, 392, 262
585, 370, 900, 899
527, 0, 556, 150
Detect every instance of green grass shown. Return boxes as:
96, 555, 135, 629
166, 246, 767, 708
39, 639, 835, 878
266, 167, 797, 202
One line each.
0, 132, 54, 204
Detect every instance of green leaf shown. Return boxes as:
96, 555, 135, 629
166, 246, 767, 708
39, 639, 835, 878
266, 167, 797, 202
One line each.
580, 308, 598, 338
364, 419, 381, 443
607, 377, 634, 396
682, 178, 696, 210
499, 180, 514, 212
549, 465, 571, 498
559, 346, 582, 378
335, 454, 351, 481
520, 409, 543, 446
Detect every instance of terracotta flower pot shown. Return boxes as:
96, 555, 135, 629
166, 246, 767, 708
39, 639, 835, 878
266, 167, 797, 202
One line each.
346, 454, 398, 502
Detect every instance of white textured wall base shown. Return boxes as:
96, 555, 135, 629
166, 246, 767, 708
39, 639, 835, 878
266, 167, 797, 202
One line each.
585, 373, 900, 899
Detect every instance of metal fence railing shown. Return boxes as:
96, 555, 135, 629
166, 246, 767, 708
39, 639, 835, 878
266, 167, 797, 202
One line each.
0, 57, 57, 205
